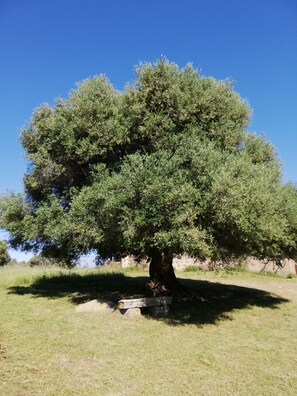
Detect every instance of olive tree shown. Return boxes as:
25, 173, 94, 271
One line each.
1, 59, 296, 294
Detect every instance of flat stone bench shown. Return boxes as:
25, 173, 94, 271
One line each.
118, 296, 173, 317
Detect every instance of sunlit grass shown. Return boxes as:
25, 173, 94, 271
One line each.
1, 264, 297, 395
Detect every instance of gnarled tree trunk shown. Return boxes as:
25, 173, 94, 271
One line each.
146, 248, 182, 296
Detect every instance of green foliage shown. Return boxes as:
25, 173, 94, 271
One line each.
0, 58, 296, 265
183, 265, 201, 273
28, 255, 50, 267
0, 240, 10, 266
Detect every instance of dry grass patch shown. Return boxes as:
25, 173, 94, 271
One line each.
1, 265, 297, 395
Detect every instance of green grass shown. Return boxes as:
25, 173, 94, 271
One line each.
1, 264, 297, 395
183, 265, 201, 272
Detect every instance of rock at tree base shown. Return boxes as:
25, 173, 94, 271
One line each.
119, 308, 142, 318
148, 305, 170, 316
76, 300, 115, 313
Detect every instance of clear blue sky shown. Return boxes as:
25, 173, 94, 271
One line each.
0, 0, 296, 260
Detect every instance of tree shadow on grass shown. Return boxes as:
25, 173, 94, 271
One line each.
166, 278, 289, 326
8, 272, 289, 326
8, 272, 146, 304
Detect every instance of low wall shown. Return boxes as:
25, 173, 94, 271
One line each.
121, 255, 297, 275
246, 258, 297, 276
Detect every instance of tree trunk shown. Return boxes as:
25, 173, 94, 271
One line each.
146, 248, 181, 297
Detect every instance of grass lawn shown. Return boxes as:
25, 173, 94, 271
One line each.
1, 264, 297, 395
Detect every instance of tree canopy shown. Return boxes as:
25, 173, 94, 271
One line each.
0, 59, 296, 291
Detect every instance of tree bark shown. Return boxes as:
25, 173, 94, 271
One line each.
146, 248, 181, 296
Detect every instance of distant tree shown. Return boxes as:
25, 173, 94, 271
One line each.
28, 255, 49, 267
1, 59, 296, 294
0, 240, 10, 266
